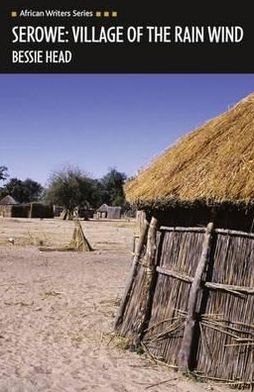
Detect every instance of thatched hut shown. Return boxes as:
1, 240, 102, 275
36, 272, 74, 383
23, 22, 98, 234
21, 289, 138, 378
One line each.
0, 195, 18, 205
96, 203, 108, 219
115, 93, 254, 387
0, 195, 18, 217
96, 204, 122, 219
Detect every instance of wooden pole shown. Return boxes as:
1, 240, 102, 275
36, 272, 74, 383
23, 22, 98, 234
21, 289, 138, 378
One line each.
178, 222, 214, 371
114, 217, 149, 330
133, 216, 159, 345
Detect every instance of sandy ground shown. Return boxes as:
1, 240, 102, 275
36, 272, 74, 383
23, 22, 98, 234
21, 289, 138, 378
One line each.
0, 217, 232, 392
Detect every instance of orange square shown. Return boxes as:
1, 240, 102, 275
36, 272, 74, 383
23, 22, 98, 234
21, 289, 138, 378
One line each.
112, 11, 118, 17
104, 11, 110, 17
11, 11, 17, 17
96, 11, 101, 17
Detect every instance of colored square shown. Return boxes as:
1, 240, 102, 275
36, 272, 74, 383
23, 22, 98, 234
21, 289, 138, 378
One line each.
11, 11, 17, 17
104, 11, 110, 17
112, 11, 118, 17
96, 11, 101, 17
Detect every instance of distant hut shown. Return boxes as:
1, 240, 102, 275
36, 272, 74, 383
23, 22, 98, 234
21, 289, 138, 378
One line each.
0, 195, 18, 217
0, 195, 18, 205
96, 204, 121, 219
96, 203, 108, 219
115, 93, 254, 386
107, 206, 121, 219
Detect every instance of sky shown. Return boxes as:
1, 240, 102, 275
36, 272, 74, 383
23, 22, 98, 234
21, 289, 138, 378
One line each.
0, 74, 254, 187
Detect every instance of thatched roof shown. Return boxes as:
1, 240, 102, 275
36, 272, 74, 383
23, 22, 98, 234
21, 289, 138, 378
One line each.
97, 203, 109, 212
0, 195, 18, 205
125, 93, 254, 209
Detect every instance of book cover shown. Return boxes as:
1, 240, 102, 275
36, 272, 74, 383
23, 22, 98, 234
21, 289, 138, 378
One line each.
0, 1, 253, 391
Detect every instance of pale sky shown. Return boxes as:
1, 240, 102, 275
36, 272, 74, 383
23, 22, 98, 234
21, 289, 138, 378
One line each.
0, 74, 253, 186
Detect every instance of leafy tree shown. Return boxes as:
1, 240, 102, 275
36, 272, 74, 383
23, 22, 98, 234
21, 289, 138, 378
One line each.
45, 167, 94, 218
1, 177, 43, 203
22, 178, 44, 202
100, 168, 127, 206
0, 166, 8, 182
88, 179, 107, 209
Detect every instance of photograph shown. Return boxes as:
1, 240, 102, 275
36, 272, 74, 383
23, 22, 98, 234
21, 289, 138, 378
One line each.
1, 73, 254, 391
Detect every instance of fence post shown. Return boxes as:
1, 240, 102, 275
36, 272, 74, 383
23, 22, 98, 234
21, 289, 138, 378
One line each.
132, 216, 159, 346
178, 222, 214, 371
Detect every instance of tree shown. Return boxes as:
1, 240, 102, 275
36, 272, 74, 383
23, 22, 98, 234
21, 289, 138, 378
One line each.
0, 166, 8, 182
22, 178, 44, 202
45, 167, 94, 218
1, 177, 43, 203
88, 179, 106, 209
100, 168, 127, 206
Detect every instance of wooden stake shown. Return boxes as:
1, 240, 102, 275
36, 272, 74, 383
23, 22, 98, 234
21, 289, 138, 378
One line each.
133, 216, 159, 345
178, 222, 214, 371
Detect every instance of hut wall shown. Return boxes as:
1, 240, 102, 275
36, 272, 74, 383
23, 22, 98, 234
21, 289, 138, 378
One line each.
116, 220, 254, 385
0, 205, 13, 217
195, 230, 254, 382
117, 261, 149, 338
107, 207, 121, 219
143, 229, 205, 366
153, 205, 254, 232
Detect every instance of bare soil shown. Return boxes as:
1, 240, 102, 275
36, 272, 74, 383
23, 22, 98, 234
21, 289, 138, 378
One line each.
0, 217, 232, 392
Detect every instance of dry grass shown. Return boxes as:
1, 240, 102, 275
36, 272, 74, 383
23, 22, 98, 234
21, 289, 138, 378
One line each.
126, 93, 254, 208
0, 217, 135, 253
